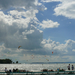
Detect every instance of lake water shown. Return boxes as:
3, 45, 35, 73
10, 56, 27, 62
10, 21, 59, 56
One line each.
0, 63, 75, 72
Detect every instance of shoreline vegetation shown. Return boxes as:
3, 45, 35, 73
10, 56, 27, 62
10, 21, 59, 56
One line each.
0, 58, 75, 64
0, 59, 20, 64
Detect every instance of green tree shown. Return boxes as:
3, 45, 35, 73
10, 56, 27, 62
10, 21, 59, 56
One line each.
0, 59, 12, 64
16, 61, 18, 64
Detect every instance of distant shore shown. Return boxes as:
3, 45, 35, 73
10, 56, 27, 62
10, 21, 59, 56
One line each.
0, 62, 75, 64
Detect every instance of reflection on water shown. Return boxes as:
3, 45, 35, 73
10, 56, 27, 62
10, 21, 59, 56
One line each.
0, 63, 75, 71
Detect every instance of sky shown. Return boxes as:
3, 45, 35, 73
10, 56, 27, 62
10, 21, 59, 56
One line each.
0, 0, 75, 63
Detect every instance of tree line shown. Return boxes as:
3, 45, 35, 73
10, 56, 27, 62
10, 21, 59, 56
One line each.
0, 59, 19, 64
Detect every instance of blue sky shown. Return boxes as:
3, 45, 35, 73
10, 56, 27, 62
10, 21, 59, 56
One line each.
0, 0, 75, 63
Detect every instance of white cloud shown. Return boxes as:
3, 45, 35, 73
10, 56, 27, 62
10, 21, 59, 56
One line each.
37, 5, 47, 11
0, 0, 36, 10
0, 0, 47, 12
72, 49, 75, 52
0, 9, 43, 50
39, 19, 60, 29
41, 39, 75, 56
53, 0, 75, 19
1, 37, 75, 62
0, 11, 13, 25
0, 9, 39, 28
41, 0, 62, 2
0, 0, 75, 62
41, 0, 75, 19
0, 43, 5, 52
41, 39, 60, 51
0, 0, 45, 52
22, 30, 34, 35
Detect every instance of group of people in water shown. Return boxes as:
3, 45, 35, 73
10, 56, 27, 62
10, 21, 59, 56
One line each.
5, 67, 28, 72
67, 64, 74, 70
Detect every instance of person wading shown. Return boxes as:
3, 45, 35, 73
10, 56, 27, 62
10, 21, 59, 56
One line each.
67, 64, 70, 70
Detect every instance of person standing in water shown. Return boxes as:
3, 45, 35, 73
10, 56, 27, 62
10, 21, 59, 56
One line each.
72, 65, 74, 70
67, 64, 70, 70
5, 67, 8, 72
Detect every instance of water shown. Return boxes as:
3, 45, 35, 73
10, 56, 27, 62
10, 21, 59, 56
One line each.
0, 63, 75, 72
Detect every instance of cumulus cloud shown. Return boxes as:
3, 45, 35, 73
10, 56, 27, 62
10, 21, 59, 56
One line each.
0, 0, 75, 62
54, 1, 75, 19
0, 9, 43, 50
0, 0, 36, 10
0, 21, 43, 49
41, 0, 75, 19
1, 37, 75, 62
41, 39, 75, 56
0, 0, 47, 52
39, 19, 60, 29
0, 0, 47, 12
0, 9, 38, 27
41, 0, 62, 2
72, 49, 75, 52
